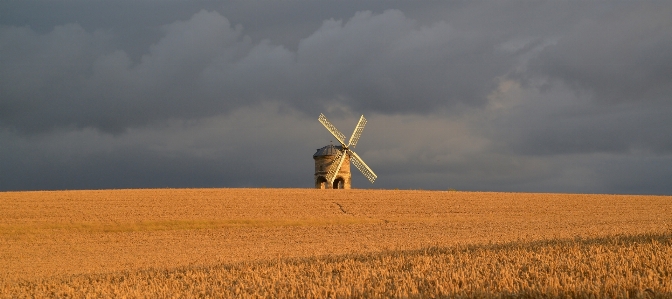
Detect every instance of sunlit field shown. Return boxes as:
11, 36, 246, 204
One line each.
1, 188, 670, 298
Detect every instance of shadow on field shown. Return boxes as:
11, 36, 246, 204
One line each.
5, 233, 672, 298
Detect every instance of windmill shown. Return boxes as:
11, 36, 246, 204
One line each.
313, 113, 377, 189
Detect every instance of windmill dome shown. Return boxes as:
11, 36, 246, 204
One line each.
313, 144, 343, 157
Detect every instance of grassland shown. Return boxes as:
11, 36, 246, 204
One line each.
1, 188, 671, 298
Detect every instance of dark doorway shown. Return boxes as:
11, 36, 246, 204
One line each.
333, 178, 344, 189
316, 176, 328, 189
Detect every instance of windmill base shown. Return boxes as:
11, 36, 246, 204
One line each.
315, 176, 350, 189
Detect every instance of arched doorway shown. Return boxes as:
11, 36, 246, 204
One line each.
333, 177, 345, 189
315, 176, 328, 189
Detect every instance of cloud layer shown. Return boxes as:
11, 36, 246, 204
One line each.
1, 8, 515, 134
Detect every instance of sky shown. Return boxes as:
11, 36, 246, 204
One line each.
1, 1, 671, 194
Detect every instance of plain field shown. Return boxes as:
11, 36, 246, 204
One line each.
1, 188, 670, 297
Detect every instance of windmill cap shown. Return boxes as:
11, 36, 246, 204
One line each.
313, 144, 343, 157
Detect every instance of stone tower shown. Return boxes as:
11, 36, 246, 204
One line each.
313, 144, 351, 189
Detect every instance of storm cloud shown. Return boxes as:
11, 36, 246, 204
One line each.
1, 1, 671, 194
2, 8, 508, 134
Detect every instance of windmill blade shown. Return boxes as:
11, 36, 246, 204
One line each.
319, 113, 347, 146
348, 115, 367, 148
325, 149, 347, 184
348, 150, 377, 184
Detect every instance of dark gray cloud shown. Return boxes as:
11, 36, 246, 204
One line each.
530, 2, 672, 104
484, 81, 672, 157
0, 104, 321, 190
1, 1, 671, 194
2, 7, 511, 134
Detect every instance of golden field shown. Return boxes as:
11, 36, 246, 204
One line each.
1, 188, 671, 298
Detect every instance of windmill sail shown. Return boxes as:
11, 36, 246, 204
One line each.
349, 150, 377, 183
325, 149, 346, 184
318, 113, 346, 146
348, 115, 366, 148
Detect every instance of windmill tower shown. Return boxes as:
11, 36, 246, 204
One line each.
314, 113, 377, 189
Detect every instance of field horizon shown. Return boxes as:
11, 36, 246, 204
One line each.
7, 186, 672, 195
2, 188, 670, 297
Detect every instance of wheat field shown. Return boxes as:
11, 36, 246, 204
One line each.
1, 188, 671, 298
